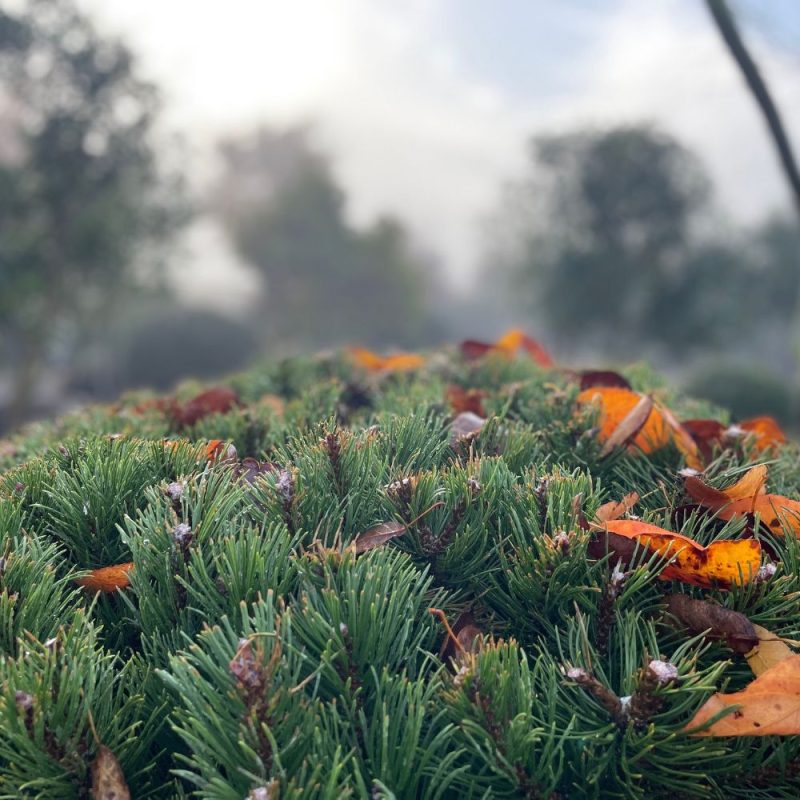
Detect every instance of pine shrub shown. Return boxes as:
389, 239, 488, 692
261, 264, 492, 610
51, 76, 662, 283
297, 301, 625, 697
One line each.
1, 343, 799, 798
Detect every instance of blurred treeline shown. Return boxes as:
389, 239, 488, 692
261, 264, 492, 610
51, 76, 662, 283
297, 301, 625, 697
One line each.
0, 0, 798, 433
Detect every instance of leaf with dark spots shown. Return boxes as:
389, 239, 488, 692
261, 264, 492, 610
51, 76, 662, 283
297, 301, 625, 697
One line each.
597, 520, 761, 589
686, 655, 800, 736
665, 593, 758, 654
354, 521, 407, 554
685, 465, 800, 538
91, 745, 131, 800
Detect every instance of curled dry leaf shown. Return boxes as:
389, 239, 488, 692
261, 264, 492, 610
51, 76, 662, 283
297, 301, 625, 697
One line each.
76, 562, 134, 593
594, 492, 640, 524
665, 593, 758, 654
459, 328, 554, 368
91, 745, 131, 800
450, 411, 485, 445
685, 465, 800, 538
354, 521, 407, 554
686, 655, 800, 736
348, 346, 425, 372
746, 624, 795, 677
576, 387, 701, 468
599, 520, 761, 589
599, 394, 654, 457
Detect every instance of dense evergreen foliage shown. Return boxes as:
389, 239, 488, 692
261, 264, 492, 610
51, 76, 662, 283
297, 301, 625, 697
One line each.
1, 344, 798, 798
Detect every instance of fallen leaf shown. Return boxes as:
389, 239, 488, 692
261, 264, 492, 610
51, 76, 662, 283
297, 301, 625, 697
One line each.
658, 403, 704, 470
599, 394, 654, 457
173, 387, 241, 427
595, 492, 640, 523
665, 593, 757, 654
686, 655, 800, 736
205, 439, 238, 463
577, 370, 632, 390
445, 385, 487, 416
682, 419, 726, 463
354, 521, 407, 554
348, 347, 425, 372
684, 466, 800, 538
600, 520, 761, 589
746, 624, 795, 677
91, 745, 131, 800
76, 563, 134, 593
739, 416, 787, 452
438, 611, 484, 662
460, 328, 554, 367
450, 411, 485, 444
577, 387, 669, 454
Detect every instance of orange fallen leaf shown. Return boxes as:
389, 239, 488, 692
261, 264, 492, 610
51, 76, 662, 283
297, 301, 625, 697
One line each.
686, 655, 800, 736
76, 562, 134, 593
348, 347, 425, 372
595, 492, 640, 523
205, 439, 238, 463
599, 394, 654, 457
602, 520, 761, 589
738, 416, 787, 452
746, 624, 795, 677
460, 328, 554, 367
577, 387, 702, 467
684, 466, 800, 537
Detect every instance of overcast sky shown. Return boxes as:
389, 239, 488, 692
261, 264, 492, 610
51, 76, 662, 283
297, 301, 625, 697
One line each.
78, 0, 800, 308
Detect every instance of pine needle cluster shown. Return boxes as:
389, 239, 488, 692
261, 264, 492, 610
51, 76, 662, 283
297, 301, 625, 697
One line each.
1, 346, 799, 798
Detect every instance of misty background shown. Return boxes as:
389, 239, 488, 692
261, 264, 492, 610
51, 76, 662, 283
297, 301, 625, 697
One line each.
1, 0, 799, 433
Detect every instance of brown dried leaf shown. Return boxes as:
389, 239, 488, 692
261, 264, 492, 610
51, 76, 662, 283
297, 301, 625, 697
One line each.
578, 370, 632, 390
450, 411, 485, 444
354, 521, 407, 554
91, 745, 131, 800
665, 593, 758, 654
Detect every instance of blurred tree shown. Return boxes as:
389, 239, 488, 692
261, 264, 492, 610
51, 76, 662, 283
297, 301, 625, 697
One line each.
0, 0, 185, 426
215, 126, 438, 350
494, 125, 744, 361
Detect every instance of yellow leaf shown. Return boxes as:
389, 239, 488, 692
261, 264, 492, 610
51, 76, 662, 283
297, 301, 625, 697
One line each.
746, 624, 795, 677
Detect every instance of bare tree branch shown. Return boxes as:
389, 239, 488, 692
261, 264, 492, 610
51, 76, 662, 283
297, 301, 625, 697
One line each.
705, 0, 800, 220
